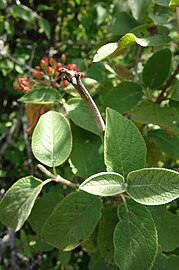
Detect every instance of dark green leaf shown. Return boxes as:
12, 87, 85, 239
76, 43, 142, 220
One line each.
105, 108, 146, 177
18, 86, 61, 104
127, 168, 179, 205
69, 127, 105, 178
114, 200, 157, 270
149, 205, 179, 252
131, 101, 179, 135
38, 17, 51, 39
32, 111, 72, 167
142, 49, 172, 89
41, 191, 102, 251
152, 251, 179, 270
97, 207, 118, 264
65, 98, 99, 135
103, 82, 143, 113
110, 11, 139, 35
10, 4, 36, 22
28, 192, 63, 235
149, 129, 179, 159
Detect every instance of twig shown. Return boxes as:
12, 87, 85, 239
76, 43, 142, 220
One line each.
155, 64, 179, 104
134, 45, 141, 81
21, 114, 35, 175
37, 164, 77, 188
8, 228, 19, 270
176, 7, 179, 33
59, 68, 105, 142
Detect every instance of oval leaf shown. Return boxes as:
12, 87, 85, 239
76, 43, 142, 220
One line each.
41, 191, 102, 251
142, 48, 172, 89
127, 168, 179, 205
103, 81, 143, 113
65, 98, 99, 135
0, 176, 44, 231
32, 111, 72, 167
105, 108, 146, 177
114, 199, 157, 270
18, 85, 61, 104
28, 192, 63, 235
93, 42, 118, 62
79, 172, 126, 196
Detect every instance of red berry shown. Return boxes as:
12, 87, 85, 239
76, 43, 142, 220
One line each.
49, 57, 55, 66
23, 86, 30, 93
32, 71, 44, 79
35, 66, 41, 71
63, 80, 69, 87
61, 54, 66, 63
40, 57, 48, 68
13, 84, 22, 91
56, 62, 63, 68
80, 72, 85, 78
47, 66, 55, 76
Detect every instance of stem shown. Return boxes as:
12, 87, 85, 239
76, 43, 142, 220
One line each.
37, 164, 77, 188
155, 64, 179, 104
176, 7, 179, 33
59, 68, 105, 142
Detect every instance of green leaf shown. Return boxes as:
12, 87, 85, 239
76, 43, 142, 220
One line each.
142, 49, 172, 89
32, 111, 72, 167
131, 101, 179, 135
69, 126, 105, 178
127, 168, 179, 205
93, 42, 118, 63
128, 0, 151, 20
110, 11, 139, 35
149, 129, 179, 159
10, 4, 36, 22
38, 17, 51, 39
114, 200, 157, 270
149, 205, 179, 252
28, 192, 63, 235
155, 0, 170, 6
65, 98, 99, 135
0, 176, 44, 231
41, 191, 102, 251
170, 79, 179, 101
89, 251, 119, 270
103, 82, 143, 114
152, 251, 179, 270
104, 108, 146, 177
169, 0, 179, 7
18, 85, 61, 104
93, 24, 170, 62
97, 207, 118, 264
79, 172, 126, 196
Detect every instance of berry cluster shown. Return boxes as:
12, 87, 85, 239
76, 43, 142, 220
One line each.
13, 54, 84, 93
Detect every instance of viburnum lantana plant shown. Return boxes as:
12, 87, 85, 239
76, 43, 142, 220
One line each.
1, 32, 179, 270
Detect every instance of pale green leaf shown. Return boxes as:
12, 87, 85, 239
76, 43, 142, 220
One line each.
131, 102, 179, 135
169, 0, 179, 7
93, 43, 118, 62
128, 0, 151, 20
127, 168, 179, 205
114, 200, 157, 270
79, 172, 126, 196
41, 191, 102, 251
18, 86, 61, 104
104, 108, 146, 177
32, 111, 72, 167
0, 176, 44, 231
